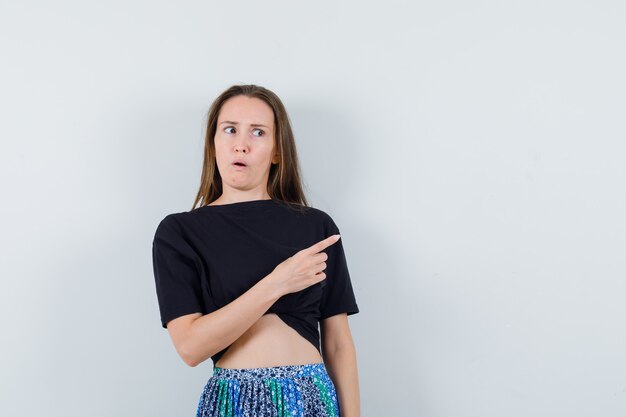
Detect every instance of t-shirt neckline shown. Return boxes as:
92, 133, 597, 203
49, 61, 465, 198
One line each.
202, 198, 277, 210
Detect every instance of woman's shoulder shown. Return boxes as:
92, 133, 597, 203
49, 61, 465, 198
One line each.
154, 199, 338, 231
273, 199, 336, 223
152, 210, 188, 240
275, 201, 340, 233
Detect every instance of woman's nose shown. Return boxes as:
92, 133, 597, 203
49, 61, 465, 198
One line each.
233, 136, 248, 151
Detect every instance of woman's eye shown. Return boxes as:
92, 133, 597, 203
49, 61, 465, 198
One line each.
224, 127, 235, 134
252, 129, 264, 137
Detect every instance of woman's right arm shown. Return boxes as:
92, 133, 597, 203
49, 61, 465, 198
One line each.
166, 234, 340, 367
167, 274, 282, 367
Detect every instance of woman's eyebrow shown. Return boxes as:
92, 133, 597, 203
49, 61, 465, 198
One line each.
219, 120, 270, 129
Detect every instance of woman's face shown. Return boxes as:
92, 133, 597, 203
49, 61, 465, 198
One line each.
214, 95, 279, 196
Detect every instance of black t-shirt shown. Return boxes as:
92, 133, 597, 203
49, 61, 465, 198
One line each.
151, 198, 359, 365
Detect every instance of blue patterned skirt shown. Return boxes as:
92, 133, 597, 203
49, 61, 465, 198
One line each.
196, 362, 340, 417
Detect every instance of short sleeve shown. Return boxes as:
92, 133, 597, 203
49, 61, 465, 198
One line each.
152, 214, 207, 328
319, 217, 360, 320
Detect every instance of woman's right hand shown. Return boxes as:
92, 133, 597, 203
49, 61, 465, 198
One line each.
268, 234, 341, 296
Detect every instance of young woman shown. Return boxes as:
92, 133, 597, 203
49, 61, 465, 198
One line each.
152, 84, 360, 416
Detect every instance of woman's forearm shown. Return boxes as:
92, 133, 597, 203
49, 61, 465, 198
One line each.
183, 276, 282, 366
324, 343, 361, 417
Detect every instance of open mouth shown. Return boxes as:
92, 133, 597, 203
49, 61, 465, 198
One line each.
233, 162, 247, 167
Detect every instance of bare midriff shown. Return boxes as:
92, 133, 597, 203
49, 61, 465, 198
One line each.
214, 313, 324, 369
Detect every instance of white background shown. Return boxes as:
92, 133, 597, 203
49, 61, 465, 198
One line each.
1, 1, 624, 416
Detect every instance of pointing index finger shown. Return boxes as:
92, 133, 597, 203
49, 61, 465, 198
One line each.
307, 234, 341, 254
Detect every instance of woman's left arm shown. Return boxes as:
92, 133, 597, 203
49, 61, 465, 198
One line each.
321, 314, 360, 417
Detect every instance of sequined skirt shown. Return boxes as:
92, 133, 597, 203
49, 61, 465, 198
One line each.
196, 362, 340, 417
